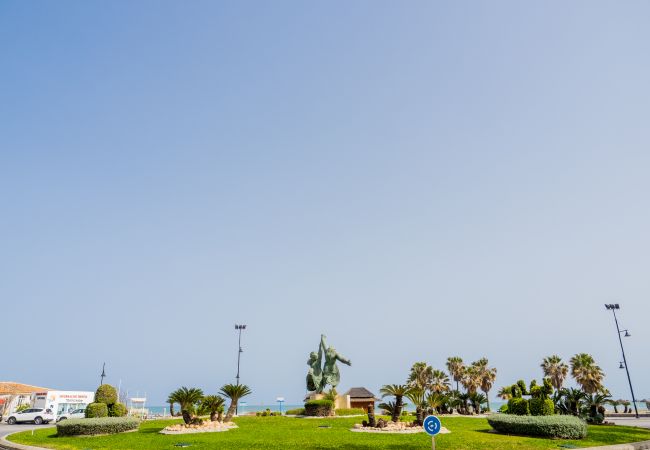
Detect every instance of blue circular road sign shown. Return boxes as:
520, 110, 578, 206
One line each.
423, 415, 442, 436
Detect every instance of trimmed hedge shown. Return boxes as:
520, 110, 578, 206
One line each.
95, 384, 118, 405
85, 402, 109, 418
108, 402, 128, 417
335, 408, 365, 416
488, 414, 587, 439
529, 398, 554, 416
507, 398, 530, 416
285, 408, 305, 415
57, 417, 140, 436
304, 399, 333, 417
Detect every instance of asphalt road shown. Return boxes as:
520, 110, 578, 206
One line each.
0, 422, 53, 438
610, 417, 650, 429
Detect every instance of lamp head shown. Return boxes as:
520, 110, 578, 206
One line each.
619, 362, 625, 369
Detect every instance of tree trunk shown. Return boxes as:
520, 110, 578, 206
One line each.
484, 390, 490, 412
415, 407, 423, 426
614, 405, 619, 413
224, 402, 237, 422
169, 402, 175, 417
217, 411, 223, 422
181, 410, 192, 424
367, 404, 376, 427
210, 412, 217, 422
393, 396, 402, 422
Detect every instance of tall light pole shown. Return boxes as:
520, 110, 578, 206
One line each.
235, 324, 246, 416
235, 324, 246, 386
100, 362, 106, 386
605, 304, 638, 418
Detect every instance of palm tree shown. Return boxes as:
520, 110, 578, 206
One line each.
430, 370, 451, 394
201, 395, 226, 422
570, 353, 605, 394
541, 355, 569, 392
169, 387, 204, 424
461, 365, 482, 394
455, 391, 471, 415
220, 384, 252, 422
407, 362, 434, 391
426, 392, 446, 415
469, 392, 487, 414
584, 392, 612, 420
473, 358, 497, 411
406, 388, 427, 425
167, 393, 177, 417
378, 401, 398, 418
380, 384, 411, 422
446, 357, 465, 392
559, 388, 587, 416
497, 386, 512, 400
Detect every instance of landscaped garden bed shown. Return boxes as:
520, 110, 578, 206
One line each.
8, 416, 650, 449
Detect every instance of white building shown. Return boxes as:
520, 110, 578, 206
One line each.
33, 391, 95, 416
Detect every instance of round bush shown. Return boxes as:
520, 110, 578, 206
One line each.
85, 402, 109, 418
57, 417, 139, 436
108, 402, 128, 417
488, 414, 587, 439
508, 398, 530, 416
95, 384, 118, 405
529, 398, 555, 416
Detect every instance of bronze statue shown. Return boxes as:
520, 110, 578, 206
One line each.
306, 334, 351, 393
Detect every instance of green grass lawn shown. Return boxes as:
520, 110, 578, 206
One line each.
8, 416, 650, 450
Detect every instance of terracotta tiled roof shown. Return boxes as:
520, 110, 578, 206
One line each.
0, 382, 51, 395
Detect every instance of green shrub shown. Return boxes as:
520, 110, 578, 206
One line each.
499, 404, 509, 413
488, 414, 587, 439
529, 398, 554, 416
95, 385, 118, 405
507, 398, 530, 416
334, 408, 365, 416
108, 402, 128, 417
304, 399, 333, 417
285, 408, 305, 415
85, 402, 109, 418
57, 417, 140, 436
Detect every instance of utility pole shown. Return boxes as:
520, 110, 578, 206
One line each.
605, 304, 638, 418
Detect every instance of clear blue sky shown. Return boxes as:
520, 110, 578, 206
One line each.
2, 1, 649, 406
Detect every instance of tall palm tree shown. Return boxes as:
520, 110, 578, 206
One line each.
220, 384, 252, 422
201, 395, 226, 422
541, 355, 569, 392
446, 357, 465, 392
461, 365, 482, 394
430, 370, 451, 394
472, 358, 497, 412
406, 388, 427, 425
570, 353, 605, 394
169, 387, 204, 424
407, 362, 434, 391
380, 384, 411, 422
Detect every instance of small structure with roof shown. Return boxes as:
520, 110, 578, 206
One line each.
0, 382, 52, 418
343, 387, 380, 410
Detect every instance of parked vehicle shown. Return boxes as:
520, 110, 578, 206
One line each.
5, 408, 55, 425
56, 408, 86, 422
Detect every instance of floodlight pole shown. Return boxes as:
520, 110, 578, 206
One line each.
605, 304, 638, 418
100, 362, 106, 386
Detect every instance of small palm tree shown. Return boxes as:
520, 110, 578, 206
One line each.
469, 392, 487, 414
220, 384, 252, 422
380, 384, 411, 422
378, 401, 398, 417
167, 393, 177, 417
446, 357, 465, 392
426, 392, 445, 414
570, 353, 605, 394
541, 355, 569, 392
559, 388, 587, 416
201, 395, 226, 422
406, 388, 427, 425
169, 387, 204, 424
497, 386, 512, 400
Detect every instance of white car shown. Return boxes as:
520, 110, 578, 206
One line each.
5, 408, 55, 425
56, 408, 86, 422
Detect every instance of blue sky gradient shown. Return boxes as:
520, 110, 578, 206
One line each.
2, 1, 650, 405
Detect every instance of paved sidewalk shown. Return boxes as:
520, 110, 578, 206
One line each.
610, 418, 650, 429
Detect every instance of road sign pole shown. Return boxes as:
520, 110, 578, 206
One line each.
432, 435, 436, 450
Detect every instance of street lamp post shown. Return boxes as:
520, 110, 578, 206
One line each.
235, 324, 247, 416
605, 304, 639, 418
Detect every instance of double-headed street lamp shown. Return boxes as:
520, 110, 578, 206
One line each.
235, 324, 247, 386
605, 304, 638, 418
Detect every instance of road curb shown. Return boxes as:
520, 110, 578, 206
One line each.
0, 434, 48, 450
